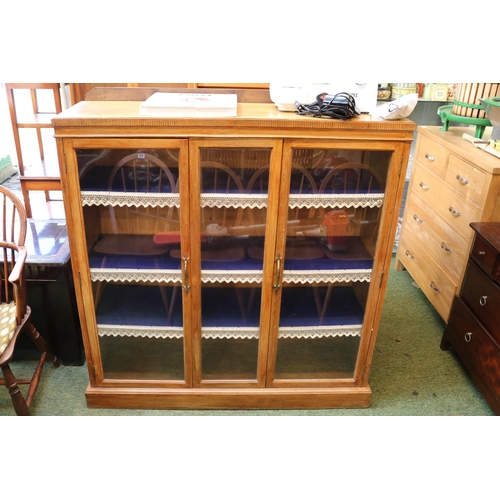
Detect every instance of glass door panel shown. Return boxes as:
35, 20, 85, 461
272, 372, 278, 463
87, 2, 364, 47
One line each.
76, 145, 187, 381
274, 147, 391, 380
197, 146, 272, 381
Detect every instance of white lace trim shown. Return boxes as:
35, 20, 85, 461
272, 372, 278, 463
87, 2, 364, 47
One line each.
91, 268, 182, 283
97, 324, 362, 340
201, 193, 268, 209
98, 324, 184, 339
90, 268, 372, 284
288, 193, 384, 209
81, 191, 180, 208
201, 270, 263, 284
81, 191, 383, 210
97, 325, 260, 340
278, 324, 362, 339
202, 327, 260, 339
282, 269, 372, 283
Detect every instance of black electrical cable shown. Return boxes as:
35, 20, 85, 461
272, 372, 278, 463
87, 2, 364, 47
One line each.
295, 92, 360, 119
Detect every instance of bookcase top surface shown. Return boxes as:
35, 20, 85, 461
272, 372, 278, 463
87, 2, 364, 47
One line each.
52, 101, 416, 137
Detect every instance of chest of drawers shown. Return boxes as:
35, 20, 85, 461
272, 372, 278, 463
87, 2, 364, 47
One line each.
441, 223, 500, 415
395, 127, 500, 322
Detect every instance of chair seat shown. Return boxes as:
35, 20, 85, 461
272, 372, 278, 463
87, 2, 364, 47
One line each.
0, 302, 17, 356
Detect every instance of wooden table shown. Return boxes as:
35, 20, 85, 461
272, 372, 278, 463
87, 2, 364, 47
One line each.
15, 219, 84, 365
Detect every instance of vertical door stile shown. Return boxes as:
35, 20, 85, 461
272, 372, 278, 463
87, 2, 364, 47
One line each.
255, 139, 284, 387
189, 141, 203, 386
178, 140, 193, 387
264, 140, 292, 386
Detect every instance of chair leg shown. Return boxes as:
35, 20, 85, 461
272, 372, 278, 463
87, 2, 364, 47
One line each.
158, 285, 171, 318
1, 364, 30, 416
94, 256, 107, 307
235, 287, 247, 323
25, 322, 61, 368
94, 282, 106, 308
167, 285, 179, 325
319, 285, 334, 326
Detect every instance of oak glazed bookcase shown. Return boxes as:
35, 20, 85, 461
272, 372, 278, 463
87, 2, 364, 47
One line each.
52, 94, 415, 409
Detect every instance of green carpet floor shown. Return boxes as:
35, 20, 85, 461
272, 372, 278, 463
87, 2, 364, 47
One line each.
0, 257, 494, 416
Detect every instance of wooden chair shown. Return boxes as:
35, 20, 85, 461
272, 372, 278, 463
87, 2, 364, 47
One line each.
93, 151, 178, 254
197, 159, 247, 321
92, 151, 179, 323
319, 162, 384, 194
319, 162, 385, 231
316, 163, 385, 324
0, 186, 60, 415
247, 162, 320, 247
200, 160, 245, 230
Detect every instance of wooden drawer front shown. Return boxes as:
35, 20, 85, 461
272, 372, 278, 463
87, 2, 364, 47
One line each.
446, 154, 486, 206
399, 233, 457, 321
416, 134, 449, 178
402, 194, 468, 282
461, 261, 500, 343
412, 165, 480, 238
446, 297, 500, 399
470, 232, 500, 281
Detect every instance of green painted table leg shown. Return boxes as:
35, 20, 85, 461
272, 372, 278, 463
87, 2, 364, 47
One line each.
475, 125, 485, 139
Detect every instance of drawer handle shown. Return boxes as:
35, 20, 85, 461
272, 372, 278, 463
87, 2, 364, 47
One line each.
478, 251, 486, 257
479, 295, 488, 306
413, 214, 423, 223
464, 332, 473, 343
456, 174, 469, 185
405, 250, 414, 259
425, 154, 436, 161
430, 281, 441, 293
440, 242, 453, 253
448, 206, 461, 217
419, 182, 430, 191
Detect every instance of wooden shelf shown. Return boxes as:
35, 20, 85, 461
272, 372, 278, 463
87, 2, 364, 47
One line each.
5, 83, 63, 218
16, 113, 58, 128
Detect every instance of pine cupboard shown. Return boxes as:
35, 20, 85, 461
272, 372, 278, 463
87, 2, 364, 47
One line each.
52, 99, 415, 409
395, 126, 500, 323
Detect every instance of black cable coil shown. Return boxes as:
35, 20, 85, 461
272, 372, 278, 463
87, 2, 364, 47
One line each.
295, 92, 360, 120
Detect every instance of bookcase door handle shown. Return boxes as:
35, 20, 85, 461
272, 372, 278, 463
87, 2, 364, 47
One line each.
182, 256, 191, 292
273, 255, 282, 290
